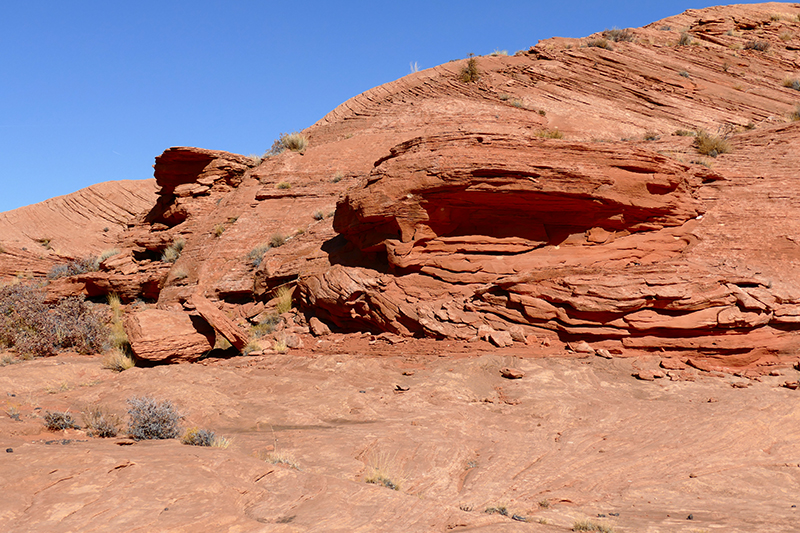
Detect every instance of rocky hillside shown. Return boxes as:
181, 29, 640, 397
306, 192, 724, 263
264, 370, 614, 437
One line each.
6, 2, 800, 371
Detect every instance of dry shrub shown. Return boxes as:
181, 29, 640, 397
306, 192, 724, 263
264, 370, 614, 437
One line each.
783, 78, 800, 91
678, 32, 692, 46
459, 54, 480, 83
587, 38, 613, 50
276, 182, 292, 190
44, 410, 79, 431
535, 129, 564, 139
161, 238, 186, 263
744, 40, 770, 51
182, 427, 230, 448
0, 284, 108, 357
102, 349, 135, 372
82, 405, 120, 437
248, 243, 271, 268
48, 256, 99, 279
126, 396, 182, 440
573, 519, 616, 532
694, 130, 732, 157
603, 28, 634, 42
269, 233, 286, 248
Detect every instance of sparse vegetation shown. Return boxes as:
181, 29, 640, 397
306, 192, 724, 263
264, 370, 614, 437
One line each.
679, 70, 690, 78
535, 129, 564, 139
267, 132, 308, 155
780, 31, 793, 42
102, 349, 135, 372
783, 78, 800, 91
603, 28, 634, 42
251, 314, 280, 338
459, 54, 480, 83
678, 32, 692, 46
744, 40, 770, 51
587, 38, 612, 50
181, 427, 230, 448
0, 284, 109, 357
269, 233, 286, 248
331, 171, 344, 183
312, 210, 325, 221
573, 519, 616, 532
261, 450, 300, 469
107, 293, 128, 351
276, 182, 292, 190
126, 396, 182, 440
48, 256, 100, 279
82, 405, 120, 437
490, 49, 508, 56
44, 410, 79, 431
644, 131, 660, 141
272, 339, 288, 353
97, 248, 120, 263
171, 267, 188, 280
247, 243, 271, 268
694, 130, 732, 157
791, 104, 800, 121
36, 238, 52, 250
161, 238, 186, 263
275, 286, 293, 314
674, 129, 695, 136
213, 223, 225, 237
485, 506, 509, 516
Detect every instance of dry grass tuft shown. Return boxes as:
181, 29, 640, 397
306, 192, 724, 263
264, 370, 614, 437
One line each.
694, 130, 732, 157
573, 518, 617, 532
82, 405, 120, 437
182, 427, 231, 448
161, 238, 186, 263
535, 129, 564, 139
587, 38, 613, 50
102, 349, 135, 372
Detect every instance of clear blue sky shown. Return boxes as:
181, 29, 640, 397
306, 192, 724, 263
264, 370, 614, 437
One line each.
0, 1, 771, 212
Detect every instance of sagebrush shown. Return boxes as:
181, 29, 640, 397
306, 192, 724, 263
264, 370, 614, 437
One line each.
0, 283, 108, 357
126, 396, 182, 440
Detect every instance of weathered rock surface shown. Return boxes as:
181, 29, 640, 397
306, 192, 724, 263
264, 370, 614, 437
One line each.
125, 309, 214, 363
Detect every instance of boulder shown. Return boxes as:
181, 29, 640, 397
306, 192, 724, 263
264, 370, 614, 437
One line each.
190, 293, 249, 351
125, 309, 214, 363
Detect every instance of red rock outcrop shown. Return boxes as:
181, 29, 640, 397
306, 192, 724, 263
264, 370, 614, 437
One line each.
4, 3, 800, 371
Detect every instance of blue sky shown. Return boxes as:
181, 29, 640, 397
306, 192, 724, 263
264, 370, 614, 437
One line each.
0, 1, 772, 212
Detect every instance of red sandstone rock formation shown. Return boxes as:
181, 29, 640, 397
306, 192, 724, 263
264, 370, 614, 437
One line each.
3, 3, 800, 370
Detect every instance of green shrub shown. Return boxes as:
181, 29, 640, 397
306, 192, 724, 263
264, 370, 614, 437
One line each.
44, 410, 79, 431
126, 396, 182, 440
459, 54, 480, 83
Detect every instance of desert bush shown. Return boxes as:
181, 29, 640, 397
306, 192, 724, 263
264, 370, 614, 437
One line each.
780, 31, 793, 42
275, 286, 293, 314
171, 267, 188, 280
0, 284, 109, 357
269, 233, 286, 248
161, 238, 186, 263
678, 32, 692, 46
791, 104, 800, 121
280, 132, 308, 153
744, 40, 770, 51
331, 171, 344, 183
97, 248, 120, 263
604, 28, 634, 42
212, 223, 225, 237
276, 182, 292, 190
312, 210, 325, 221
47, 256, 99, 279
126, 396, 182, 440
484, 506, 509, 516
181, 427, 230, 448
459, 54, 480, 83
247, 243, 271, 268
273, 339, 288, 353
261, 450, 300, 469
679, 70, 690, 78
102, 349, 135, 372
43, 410, 79, 431
573, 519, 616, 532
251, 314, 280, 338
674, 129, 695, 136
535, 129, 564, 139
82, 405, 120, 437
783, 78, 800, 91
694, 130, 732, 157
587, 38, 613, 50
